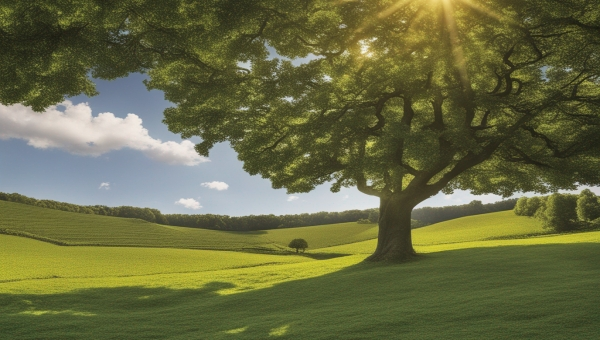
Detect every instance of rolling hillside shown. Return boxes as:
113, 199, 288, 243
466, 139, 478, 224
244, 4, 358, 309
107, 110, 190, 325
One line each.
1, 213, 599, 339
0, 200, 378, 251
1, 200, 546, 253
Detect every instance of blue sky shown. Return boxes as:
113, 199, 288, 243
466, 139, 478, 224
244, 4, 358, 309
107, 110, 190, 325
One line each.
0, 73, 584, 216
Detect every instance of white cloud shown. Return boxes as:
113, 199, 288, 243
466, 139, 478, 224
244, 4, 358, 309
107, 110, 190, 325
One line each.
343, 195, 349, 200
175, 198, 202, 210
201, 181, 229, 191
0, 101, 209, 166
98, 182, 110, 190
287, 195, 299, 202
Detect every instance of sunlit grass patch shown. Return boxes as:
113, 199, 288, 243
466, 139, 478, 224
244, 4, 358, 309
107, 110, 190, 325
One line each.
268, 324, 290, 336
223, 326, 248, 334
2, 241, 599, 339
0, 234, 314, 291
0, 238, 364, 295
18, 309, 96, 317
412, 211, 546, 246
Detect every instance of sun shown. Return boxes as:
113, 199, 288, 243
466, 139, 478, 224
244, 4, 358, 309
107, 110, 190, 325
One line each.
375, 0, 506, 86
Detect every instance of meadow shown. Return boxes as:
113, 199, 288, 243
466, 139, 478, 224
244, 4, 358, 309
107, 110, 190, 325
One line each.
1, 202, 599, 339
0, 200, 378, 251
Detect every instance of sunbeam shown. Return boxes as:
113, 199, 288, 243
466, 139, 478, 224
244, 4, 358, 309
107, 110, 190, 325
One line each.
440, 0, 471, 89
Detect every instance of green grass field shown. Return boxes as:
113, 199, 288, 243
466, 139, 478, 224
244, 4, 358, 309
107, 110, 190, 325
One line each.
0, 200, 378, 250
1, 202, 599, 339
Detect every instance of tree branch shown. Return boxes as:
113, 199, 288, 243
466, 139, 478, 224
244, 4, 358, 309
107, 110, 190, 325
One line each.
260, 131, 289, 153
471, 110, 493, 130
393, 96, 420, 176
243, 18, 269, 43
368, 89, 403, 135
356, 175, 381, 197
428, 92, 445, 131
504, 147, 551, 168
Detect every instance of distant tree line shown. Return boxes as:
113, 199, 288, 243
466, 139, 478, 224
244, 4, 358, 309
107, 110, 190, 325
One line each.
0, 191, 517, 231
164, 210, 370, 231
514, 190, 600, 232
0, 192, 169, 224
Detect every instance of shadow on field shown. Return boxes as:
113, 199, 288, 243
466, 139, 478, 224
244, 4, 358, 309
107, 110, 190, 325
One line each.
2, 243, 600, 339
298, 252, 350, 260
242, 250, 351, 260
223, 230, 269, 235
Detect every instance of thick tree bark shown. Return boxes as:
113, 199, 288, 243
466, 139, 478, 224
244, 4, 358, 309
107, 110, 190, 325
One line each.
366, 193, 418, 262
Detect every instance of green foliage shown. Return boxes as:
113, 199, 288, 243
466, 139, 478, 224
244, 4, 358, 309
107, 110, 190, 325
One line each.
515, 196, 545, 217
576, 189, 600, 222
165, 210, 372, 231
153, 0, 600, 204
513, 197, 528, 216
288, 238, 308, 253
524, 197, 544, 217
3, 1, 600, 212
367, 209, 379, 223
356, 218, 373, 224
512, 190, 600, 230
533, 196, 549, 220
542, 193, 579, 232
410, 219, 429, 229
591, 218, 600, 229
0, 0, 153, 110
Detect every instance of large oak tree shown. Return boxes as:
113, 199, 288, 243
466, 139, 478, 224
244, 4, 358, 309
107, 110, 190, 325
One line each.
2, 0, 600, 260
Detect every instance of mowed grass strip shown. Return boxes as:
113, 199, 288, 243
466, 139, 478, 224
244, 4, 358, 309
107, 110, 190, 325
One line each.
0, 201, 378, 250
1, 232, 599, 339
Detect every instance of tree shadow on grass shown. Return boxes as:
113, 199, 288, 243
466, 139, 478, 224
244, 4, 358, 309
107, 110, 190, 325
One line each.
298, 252, 350, 260
222, 230, 269, 235
241, 250, 351, 260
1, 243, 600, 339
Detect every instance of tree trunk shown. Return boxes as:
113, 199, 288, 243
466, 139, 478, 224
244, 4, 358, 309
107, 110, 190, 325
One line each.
366, 193, 417, 262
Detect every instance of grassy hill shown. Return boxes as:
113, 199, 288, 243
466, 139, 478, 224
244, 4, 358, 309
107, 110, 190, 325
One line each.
2, 200, 599, 339
0, 200, 378, 251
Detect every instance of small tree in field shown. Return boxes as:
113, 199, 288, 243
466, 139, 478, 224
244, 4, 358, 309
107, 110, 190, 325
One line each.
288, 239, 308, 253
513, 197, 528, 216
524, 196, 544, 217
576, 189, 600, 222
543, 194, 578, 232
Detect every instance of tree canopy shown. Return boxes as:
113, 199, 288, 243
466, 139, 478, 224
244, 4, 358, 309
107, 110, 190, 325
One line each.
2, 0, 600, 261
288, 238, 309, 253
